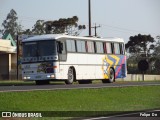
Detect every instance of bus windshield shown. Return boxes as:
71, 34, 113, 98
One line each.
23, 40, 57, 58
38, 41, 57, 56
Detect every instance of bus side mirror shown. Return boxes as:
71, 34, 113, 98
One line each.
58, 42, 63, 54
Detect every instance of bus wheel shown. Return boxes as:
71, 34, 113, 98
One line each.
108, 68, 115, 83
65, 68, 74, 84
102, 68, 115, 83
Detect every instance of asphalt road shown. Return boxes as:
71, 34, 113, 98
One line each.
0, 81, 160, 92
81, 110, 160, 120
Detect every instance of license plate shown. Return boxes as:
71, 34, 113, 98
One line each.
25, 71, 32, 74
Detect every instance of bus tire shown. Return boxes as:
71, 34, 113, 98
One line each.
65, 67, 75, 84
108, 68, 115, 83
102, 68, 115, 83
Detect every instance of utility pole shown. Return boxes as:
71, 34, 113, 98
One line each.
91, 23, 101, 37
88, 0, 91, 36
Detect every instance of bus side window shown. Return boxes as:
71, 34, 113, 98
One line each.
61, 41, 66, 54
66, 40, 76, 52
105, 42, 112, 54
76, 40, 86, 53
119, 43, 125, 55
87, 41, 95, 53
59, 41, 67, 61
114, 43, 121, 54
96, 42, 104, 54
57, 41, 64, 54
121, 43, 125, 55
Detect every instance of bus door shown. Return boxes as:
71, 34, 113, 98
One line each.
57, 41, 67, 77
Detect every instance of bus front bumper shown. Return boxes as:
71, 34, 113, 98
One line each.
22, 73, 61, 80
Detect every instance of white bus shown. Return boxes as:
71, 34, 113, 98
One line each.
22, 34, 127, 85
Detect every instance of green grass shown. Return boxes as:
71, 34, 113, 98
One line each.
0, 80, 65, 86
0, 80, 35, 86
0, 86, 160, 112
0, 82, 160, 119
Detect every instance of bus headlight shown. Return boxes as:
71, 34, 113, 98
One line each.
50, 75, 54, 78
46, 75, 54, 78
23, 76, 30, 79
47, 75, 50, 78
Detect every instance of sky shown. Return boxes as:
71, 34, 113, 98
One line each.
0, 0, 160, 43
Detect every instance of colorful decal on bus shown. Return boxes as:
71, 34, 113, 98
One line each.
37, 62, 53, 73
102, 55, 126, 79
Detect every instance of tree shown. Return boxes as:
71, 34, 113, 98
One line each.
125, 34, 155, 74
153, 36, 160, 57
125, 34, 155, 56
0, 9, 22, 39
151, 35, 160, 73
32, 20, 46, 35
22, 29, 32, 35
44, 16, 86, 35
22, 16, 85, 35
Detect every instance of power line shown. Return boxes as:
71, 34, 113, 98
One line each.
0, 12, 158, 35
101, 24, 158, 35
102, 24, 144, 33
77, 21, 159, 35
101, 26, 137, 34
91, 23, 101, 36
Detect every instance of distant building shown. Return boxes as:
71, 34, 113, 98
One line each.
0, 33, 17, 80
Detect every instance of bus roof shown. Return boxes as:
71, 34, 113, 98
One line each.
22, 34, 124, 43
